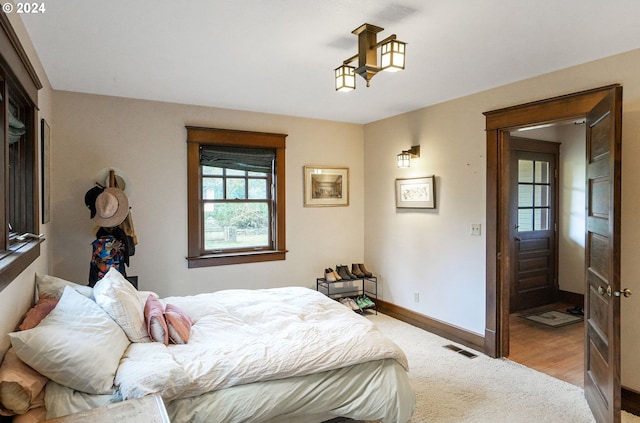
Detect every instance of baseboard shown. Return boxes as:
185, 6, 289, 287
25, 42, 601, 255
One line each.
375, 299, 484, 352
558, 290, 584, 306
623, 387, 640, 416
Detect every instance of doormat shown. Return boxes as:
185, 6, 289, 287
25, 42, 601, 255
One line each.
521, 310, 583, 328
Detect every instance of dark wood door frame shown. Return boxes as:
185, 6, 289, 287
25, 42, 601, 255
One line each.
483, 84, 619, 358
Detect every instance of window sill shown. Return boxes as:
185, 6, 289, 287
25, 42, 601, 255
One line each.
187, 249, 287, 268
0, 238, 43, 292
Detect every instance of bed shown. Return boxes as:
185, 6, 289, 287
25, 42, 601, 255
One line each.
0, 268, 415, 422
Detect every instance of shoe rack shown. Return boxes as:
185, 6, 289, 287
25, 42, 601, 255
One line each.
316, 276, 377, 314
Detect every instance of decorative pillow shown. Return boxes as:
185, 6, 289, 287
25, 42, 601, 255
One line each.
0, 348, 47, 415
8, 287, 130, 395
144, 295, 168, 345
18, 297, 59, 331
12, 405, 46, 423
165, 303, 192, 345
35, 273, 93, 300
93, 268, 150, 343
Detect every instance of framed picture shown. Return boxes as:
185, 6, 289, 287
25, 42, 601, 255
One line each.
304, 166, 349, 207
395, 176, 436, 209
41, 119, 51, 223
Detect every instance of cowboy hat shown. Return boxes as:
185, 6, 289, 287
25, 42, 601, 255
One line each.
93, 187, 129, 228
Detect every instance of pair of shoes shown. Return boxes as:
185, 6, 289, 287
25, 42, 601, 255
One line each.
352, 263, 373, 277
336, 265, 356, 280
340, 297, 361, 312
355, 295, 375, 309
351, 264, 365, 278
566, 305, 584, 316
324, 268, 341, 282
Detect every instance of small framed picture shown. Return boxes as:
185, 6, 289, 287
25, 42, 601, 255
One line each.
304, 166, 349, 207
395, 176, 436, 209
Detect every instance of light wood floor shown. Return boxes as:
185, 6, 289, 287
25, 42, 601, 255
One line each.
508, 302, 584, 387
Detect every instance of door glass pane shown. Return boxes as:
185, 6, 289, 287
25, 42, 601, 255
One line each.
518, 185, 533, 207
518, 209, 533, 232
535, 185, 549, 207
534, 208, 549, 230
535, 161, 550, 183
518, 160, 534, 183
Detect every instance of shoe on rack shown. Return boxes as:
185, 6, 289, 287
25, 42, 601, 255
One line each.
358, 264, 373, 277
327, 267, 341, 281
347, 297, 362, 311
324, 268, 336, 282
361, 294, 375, 308
343, 264, 357, 279
351, 263, 365, 278
336, 265, 352, 280
354, 296, 368, 309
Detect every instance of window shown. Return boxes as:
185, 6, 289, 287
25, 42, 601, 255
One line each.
186, 127, 287, 267
0, 13, 42, 290
517, 159, 551, 231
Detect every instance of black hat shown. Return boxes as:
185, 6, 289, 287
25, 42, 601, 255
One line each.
84, 185, 105, 218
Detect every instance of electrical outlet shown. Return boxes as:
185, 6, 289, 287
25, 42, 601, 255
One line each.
470, 223, 482, 236
414, 292, 420, 303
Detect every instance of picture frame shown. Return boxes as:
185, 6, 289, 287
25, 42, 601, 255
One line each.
41, 119, 51, 223
304, 166, 349, 207
395, 176, 436, 209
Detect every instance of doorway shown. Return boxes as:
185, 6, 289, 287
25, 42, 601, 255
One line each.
505, 129, 585, 388
483, 85, 623, 423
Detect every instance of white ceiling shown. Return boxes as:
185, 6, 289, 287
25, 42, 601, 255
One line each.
19, 0, 640, 124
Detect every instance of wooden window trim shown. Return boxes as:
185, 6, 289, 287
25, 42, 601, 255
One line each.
0, 12, 41, 292
186, 127, 287, 268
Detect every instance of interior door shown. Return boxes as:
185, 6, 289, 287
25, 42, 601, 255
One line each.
584, 87, 623, 423
509, 139, 559, 312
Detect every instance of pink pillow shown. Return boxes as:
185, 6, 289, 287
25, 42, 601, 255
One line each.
144, 296, 168, 346
165, 304, 192, 344
18, 298, 59, 331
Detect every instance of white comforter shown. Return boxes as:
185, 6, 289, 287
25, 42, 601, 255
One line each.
114, 287, 409, 401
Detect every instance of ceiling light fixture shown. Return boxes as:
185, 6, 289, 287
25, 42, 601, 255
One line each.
335, 23, 406, 92
397, 145, 420, 168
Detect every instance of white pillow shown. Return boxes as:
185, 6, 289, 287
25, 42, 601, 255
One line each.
93, 268, 150, 343
35, 273, 93, 300
8, 287, 130, 395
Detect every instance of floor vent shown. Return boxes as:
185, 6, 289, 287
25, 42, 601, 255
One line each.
443, 344, 478, 359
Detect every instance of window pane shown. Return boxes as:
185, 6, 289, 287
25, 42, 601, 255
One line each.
248, 179, 268, 199
226, 179, 246, 199
518, 160, 533, 183
535, 161, 550, 183
203, 177, 223, 199
534, 208, 550, 230
226, 169, 245, 176
203, 166, 223, 176
518, 209, 533, 232
204, 202, 270, 250
535, 185, 549, 207
518, 185, 533, 207
248, 171, 267, 177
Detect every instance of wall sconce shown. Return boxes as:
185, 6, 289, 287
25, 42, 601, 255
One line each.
397, 145, 420, 168
335, 23, 406, 92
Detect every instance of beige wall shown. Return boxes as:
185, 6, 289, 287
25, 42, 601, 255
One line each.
50, 92, 365, 297
364, 48, 640, 390
0, 13, 53, 357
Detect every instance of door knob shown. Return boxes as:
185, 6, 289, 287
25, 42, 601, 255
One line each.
597, 286, 607, 296
614, 288, 632, 298
515, 237, 522, 241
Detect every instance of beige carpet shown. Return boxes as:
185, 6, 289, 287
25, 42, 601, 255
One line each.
357, 313, 640, 423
